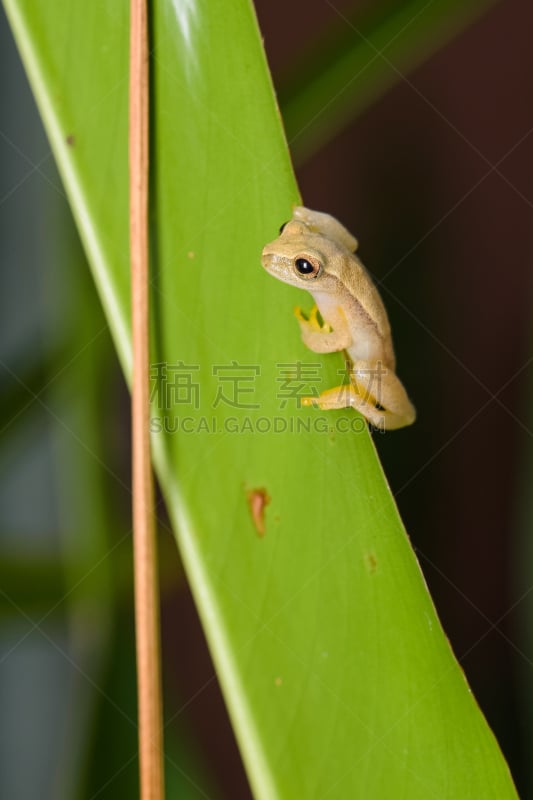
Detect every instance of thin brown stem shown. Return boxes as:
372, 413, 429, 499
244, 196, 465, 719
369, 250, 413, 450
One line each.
129, 1, 165, 798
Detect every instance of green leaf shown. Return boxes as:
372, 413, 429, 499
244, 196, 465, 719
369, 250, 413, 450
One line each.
3, 1, 517, 797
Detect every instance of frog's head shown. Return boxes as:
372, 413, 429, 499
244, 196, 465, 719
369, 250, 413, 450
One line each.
261, 219, 347, 295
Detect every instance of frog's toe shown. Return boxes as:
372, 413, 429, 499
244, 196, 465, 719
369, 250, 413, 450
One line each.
294, 305, 306, 322
309, 305, 331, 332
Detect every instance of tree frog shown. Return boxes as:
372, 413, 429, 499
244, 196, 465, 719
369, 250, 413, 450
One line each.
261, 206, 415, 430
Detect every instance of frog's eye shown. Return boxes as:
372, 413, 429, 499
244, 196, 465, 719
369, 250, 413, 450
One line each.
279, 221, 289, 234
294, 256, 321, 279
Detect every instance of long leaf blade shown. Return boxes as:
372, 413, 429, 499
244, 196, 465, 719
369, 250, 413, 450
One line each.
3, 1, 517, 797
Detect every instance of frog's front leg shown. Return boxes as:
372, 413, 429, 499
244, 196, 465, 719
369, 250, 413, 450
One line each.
294, 304, 352, 353
302, 359, 416, 431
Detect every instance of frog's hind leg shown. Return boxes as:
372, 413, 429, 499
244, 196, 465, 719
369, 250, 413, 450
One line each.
351, 360, 416, 430
302, 383, 391, 429
302, 360, 416, 431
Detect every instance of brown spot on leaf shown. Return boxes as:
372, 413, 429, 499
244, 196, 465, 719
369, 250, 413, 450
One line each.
247, 487, 270, 537
365, 552, 378, 573
65, 134, 75, 147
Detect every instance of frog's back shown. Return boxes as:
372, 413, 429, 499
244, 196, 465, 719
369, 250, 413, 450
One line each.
336, 252, 397, 369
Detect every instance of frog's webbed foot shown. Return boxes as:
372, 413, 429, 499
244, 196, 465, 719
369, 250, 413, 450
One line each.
293, 305, 351, 354
294, 304, 331, 333
301, 360, 416, 431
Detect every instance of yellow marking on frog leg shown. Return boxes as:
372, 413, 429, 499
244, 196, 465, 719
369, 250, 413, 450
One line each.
295, 306, 340, 354
294, 305, 306, 323
301, 384, 355, 409
301, 361, 416, 430
302, 384, 399, 430
309, 304, 331, 331
295, 308, 350, 354
294, 304, 330, 331
309, 305, 320, 329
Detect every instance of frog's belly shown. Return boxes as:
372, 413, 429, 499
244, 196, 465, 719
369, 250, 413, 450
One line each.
314, 292, 385, 362
346, 333, 384, 364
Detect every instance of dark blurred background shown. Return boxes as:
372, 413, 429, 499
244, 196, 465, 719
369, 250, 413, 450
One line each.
1, 0, 532, 797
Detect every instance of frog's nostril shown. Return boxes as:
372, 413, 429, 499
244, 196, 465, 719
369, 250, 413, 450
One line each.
261, 251, 275, 268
